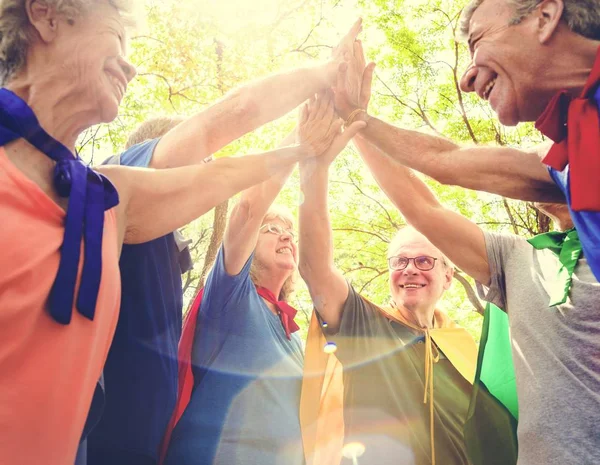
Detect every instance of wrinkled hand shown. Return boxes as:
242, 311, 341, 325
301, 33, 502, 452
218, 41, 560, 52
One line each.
298, 91, 342, 157
322, 19, 363, 86
298, 91, 366, 167
333, 38, 376, 119
332, 18, 363, 65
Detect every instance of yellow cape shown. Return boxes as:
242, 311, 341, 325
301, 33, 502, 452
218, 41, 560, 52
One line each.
300, 298, 477, 465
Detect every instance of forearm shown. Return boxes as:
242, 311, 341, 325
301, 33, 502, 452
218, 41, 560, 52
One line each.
299, 166, 335, 275
233, 132, 297, 223
234, 63, 337, 132
354, 135, 441, 226
154, 62, 337, 168
223, 132, 298, 272
356, 114, 562, 202
104, 145, 306, 244
299, 160, 347, 293
355, 135, 490, 284
299, 163, 348, 327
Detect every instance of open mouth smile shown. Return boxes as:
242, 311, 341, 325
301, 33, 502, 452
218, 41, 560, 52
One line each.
106, 70, 126, 101
482, 76, 496, 101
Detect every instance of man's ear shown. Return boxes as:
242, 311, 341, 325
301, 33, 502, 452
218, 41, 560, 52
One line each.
443, 266, 454, 291
535, 0, 565, 44
25, 0, 60, 44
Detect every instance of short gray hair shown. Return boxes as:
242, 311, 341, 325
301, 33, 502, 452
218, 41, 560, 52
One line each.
387, 225, 454, 270
0, 0, 134, 84
125, 116, 185, 149
458, 0, 600, 41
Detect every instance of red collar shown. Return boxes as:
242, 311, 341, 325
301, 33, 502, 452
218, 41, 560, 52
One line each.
535, 46, 600, 211
256, 286, 300, 340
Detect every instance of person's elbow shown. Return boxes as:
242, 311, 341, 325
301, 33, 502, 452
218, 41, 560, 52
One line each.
298, 258, 332, 289
298, 256, 319, 285
225, 88, 260, 126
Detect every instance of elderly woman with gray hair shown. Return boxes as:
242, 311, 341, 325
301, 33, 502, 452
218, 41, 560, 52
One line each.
0, 1, 364, 464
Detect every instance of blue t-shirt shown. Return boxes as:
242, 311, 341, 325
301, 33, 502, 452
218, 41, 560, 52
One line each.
165, 247, 305, 465
549, 165, 600, 282
87, 139, 192, 461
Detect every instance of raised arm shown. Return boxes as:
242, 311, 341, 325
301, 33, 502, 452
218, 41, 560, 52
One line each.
99, 144, 308, 246
104, 92, 365, 249
333, 40, 564, 203
353, 134, 491, 286
298, 96, 366, 331
221, 130, 297, 275
150, 19, 364, 169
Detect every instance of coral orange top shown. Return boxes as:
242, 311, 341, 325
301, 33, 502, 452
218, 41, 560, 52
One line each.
0, 147, 121, 465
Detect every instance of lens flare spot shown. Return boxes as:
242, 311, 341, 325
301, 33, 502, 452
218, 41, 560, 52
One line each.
323, 342, 337, 354
342, 442, 366, 459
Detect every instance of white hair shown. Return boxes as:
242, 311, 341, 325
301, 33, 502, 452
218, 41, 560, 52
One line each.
458, 0, 600, 41
0, 0, 135, 83
387, 225, 454, 270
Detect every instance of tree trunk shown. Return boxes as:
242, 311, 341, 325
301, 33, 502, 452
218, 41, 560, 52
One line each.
199, 200, 229, 287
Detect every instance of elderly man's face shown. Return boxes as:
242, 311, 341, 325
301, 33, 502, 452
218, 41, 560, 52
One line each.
459, 0, 553, 125
388, 230, 453, 314
47, 0, 136, 123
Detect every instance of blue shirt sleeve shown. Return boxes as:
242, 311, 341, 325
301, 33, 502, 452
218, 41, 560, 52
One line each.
200, 246, 255, 320
102, 138, 161, 168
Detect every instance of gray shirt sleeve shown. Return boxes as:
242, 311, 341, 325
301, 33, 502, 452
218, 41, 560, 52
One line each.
477, 231, 526, 312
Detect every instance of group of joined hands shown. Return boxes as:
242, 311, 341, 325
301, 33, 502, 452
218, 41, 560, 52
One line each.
295, 18, 378, 172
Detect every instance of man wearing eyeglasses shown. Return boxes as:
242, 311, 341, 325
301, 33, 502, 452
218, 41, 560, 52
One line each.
298, 141, 490, 464
349, 123, 600, 465
384, 232, 454, 328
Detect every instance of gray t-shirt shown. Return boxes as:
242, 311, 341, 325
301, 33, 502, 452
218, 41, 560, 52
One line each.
478, 231, 600, 465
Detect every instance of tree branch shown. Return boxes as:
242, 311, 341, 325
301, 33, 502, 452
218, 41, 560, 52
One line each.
453, 271, 485, 315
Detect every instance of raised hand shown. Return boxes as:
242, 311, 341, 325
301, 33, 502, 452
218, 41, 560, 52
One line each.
332, 18, 363, 65
298, 91, 366, 167
319, 18, 364, 87
333, 36, 376, 119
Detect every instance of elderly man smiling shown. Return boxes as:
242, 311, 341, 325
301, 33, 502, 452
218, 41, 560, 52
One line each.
297, 111, 507, 464
334, 0, 600, 282
325, 6, 600, 461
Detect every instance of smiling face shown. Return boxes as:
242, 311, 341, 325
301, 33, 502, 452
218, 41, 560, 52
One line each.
459, 0, 558, 125
388, 229, 453, 314
35, 0, 136, 124
254, 216, 298, 278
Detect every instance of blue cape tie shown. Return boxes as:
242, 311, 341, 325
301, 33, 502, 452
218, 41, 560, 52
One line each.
0, 88, 119, 324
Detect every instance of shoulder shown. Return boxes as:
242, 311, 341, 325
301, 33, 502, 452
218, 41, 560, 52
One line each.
482, 230, 530, 255
102, 138, 162, 168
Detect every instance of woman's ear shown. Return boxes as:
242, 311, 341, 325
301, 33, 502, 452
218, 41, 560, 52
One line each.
25, 0, 60, 44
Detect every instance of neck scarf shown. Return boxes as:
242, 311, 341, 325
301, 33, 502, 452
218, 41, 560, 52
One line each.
256, 286, 300, 339
0, 88, 119, 324
527, 228, 582, 306
535, 46, 600, 212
